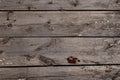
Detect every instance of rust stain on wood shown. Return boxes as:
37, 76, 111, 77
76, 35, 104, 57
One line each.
67, 56, 80, 64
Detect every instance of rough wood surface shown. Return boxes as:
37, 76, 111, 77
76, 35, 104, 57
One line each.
0, 66, 120, 80
0, 38, 120, 66
0, 0, 120, 10
0, 68, 27, 80
0, 1, 120, 79
0, 11, 120, 37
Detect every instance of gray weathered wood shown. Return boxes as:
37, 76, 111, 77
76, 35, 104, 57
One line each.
0, 38, 120, 66
0, 11, 120, 37
0, 68, 27, 80
27, 66, 120, 80
0, 66, 120, 80
0, 0, 119, 10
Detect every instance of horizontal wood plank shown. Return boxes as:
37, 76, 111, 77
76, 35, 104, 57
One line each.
0, 0, 119, 10
0, 11, 120, 37
27, 66, 120, 80
0, 66, 120, 80
0, 38, 120, 66
0, 68, 27, 80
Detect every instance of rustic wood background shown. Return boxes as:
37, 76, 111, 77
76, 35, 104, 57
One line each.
0, 0, 120, 80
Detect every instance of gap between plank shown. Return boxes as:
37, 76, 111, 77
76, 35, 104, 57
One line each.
0, 64, 120, 68
0, 10, 120, 12
0, 36, 120, 38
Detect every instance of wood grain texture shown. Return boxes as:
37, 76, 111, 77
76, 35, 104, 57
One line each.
0, 68, 27, 80
0, 11, 120, 37
0, 0, 119, 10
0, 38, 120, 66
0, 66, 120, 80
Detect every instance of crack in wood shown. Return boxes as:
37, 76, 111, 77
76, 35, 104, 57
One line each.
22, 54, 35, 61
45, 20, 55, 31
0, 38, 12, 45
103, 39, 119, 51
112, 70, 120, 80
69, 0, 79, 7
6, 11, 13, 21
38, 55, 56, 65
48, 0, 54, 4
34, 39, 56, 51
25, 27, 33, 33
99, 67, 120, 80
22, 54, 57, 65
7, 23, 13, 27
27, 6, 32, 10
6, 11, 16, 28
116, 0, 120, 4
0, 50, 4, 54
82, 60, 100, 64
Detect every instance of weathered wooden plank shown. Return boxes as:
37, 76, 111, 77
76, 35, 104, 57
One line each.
0, 38, 56, 66
0, 0, 119, 10
0, 11, 120, 37
0, 68, 27, 79
0, 38, 55, 53
27, 66, 120, 80
0, 38, 120, 66
1, 66, 120, 80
